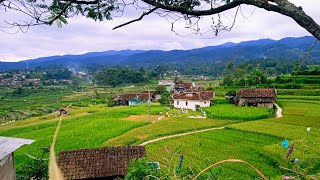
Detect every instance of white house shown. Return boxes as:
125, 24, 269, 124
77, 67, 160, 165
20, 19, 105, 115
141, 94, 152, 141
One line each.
0, 136, 34, 180
173, 91, 214, 111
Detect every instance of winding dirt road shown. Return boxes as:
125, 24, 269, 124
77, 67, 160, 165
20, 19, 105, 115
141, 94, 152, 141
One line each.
139, 127, 225, 146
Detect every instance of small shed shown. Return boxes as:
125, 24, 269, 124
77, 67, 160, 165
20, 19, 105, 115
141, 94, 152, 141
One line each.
0, 136, 35, 180
59, 108, 70, 116
113, 93, 154, 106
58, 146, 146, 179
236, 88, 277, 108
129, 97, 143, 106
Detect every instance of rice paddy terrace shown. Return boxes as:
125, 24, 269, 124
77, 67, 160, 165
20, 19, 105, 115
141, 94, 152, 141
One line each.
0, 94, 319, 179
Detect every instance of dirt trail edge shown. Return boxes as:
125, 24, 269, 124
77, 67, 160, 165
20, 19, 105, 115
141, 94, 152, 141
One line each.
49, 116, 64, 180
139, 127, 225, 146
274, 103, 283, 118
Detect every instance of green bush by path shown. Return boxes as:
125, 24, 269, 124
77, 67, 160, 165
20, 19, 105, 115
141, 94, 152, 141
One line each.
204, 103, 274, 120
146, 129, 286, 179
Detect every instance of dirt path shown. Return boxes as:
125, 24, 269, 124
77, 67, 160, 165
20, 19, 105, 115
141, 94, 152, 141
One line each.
274, 103, 283, 118
49, 116, 64, 180
139, 127, 225, 146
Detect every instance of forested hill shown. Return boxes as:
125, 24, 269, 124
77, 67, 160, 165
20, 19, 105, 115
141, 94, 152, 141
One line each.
1, 36, 319, 72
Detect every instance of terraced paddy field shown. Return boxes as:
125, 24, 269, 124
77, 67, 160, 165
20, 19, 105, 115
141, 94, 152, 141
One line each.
0, 94, 319, 179
145, 99, 320, 179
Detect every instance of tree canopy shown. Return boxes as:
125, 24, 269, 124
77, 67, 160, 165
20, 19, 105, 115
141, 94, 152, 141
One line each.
94, 67, 149, 87
0, 0, 319, 39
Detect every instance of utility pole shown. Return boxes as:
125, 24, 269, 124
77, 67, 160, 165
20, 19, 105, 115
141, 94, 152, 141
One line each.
148, 85, 151, 123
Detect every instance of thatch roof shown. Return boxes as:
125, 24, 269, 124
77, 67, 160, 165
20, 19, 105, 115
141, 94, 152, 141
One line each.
57, 146, 146, 179
237, 88, 277, 98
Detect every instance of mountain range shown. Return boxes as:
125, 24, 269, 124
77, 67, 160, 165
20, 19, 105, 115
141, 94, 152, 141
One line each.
1, 36, 319, 72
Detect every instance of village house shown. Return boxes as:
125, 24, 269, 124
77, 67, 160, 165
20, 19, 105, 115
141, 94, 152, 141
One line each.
59, 107, 70, 116
113, 93, 155, 106
173, 91, 214, 111
0, 136, 34, 180
57, 146, 146, 180
235, 88, 277, 108
174, 80, 200, 93
158, 80, 175, 92
0, 79, 23, 87
141, 90, 161, 101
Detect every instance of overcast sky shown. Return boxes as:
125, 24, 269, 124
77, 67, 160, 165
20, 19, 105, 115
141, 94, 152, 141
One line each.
0, 0, 319, 62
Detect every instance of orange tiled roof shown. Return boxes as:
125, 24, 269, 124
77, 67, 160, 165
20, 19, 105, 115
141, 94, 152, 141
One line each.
173, 91, 213, 101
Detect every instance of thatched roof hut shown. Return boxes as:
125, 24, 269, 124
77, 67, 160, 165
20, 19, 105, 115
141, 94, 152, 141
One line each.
57, 146, 145, 179
236, 88, 277, 108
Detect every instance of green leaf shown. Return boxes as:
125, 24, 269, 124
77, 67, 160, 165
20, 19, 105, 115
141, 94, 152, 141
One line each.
59, 16, 68, 25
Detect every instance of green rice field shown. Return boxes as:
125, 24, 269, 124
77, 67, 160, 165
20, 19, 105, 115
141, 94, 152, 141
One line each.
0, 87, 320, 179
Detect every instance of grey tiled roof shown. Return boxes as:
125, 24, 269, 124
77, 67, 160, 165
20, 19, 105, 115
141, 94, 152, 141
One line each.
0, 136, 34, 160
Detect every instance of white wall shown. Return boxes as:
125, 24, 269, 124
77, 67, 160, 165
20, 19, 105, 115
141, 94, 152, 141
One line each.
173, 99, 210, 111
0, 153, 15, 180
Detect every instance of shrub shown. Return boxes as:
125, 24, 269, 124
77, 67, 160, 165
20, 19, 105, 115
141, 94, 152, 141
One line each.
125, 158, 157, 180
18, 147, 49, 180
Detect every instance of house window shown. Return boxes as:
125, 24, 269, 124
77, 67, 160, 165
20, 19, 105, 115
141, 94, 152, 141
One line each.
177, 101, 179, 105
186, 101, 188, 106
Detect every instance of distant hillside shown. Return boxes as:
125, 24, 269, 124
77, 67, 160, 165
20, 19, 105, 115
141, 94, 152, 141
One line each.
1, 36, 319, 72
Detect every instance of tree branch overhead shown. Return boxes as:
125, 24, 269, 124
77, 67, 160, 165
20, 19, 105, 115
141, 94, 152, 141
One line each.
0, 0, 319, 39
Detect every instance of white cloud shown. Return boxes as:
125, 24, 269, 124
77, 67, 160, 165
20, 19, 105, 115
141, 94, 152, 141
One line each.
0, 0, 319, 62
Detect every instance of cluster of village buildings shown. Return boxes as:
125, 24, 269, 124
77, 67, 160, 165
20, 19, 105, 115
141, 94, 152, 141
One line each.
113, 80, 214, 111
0, 72, 75, 87
113, 79, 277, 110
0, 73, 41, 87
